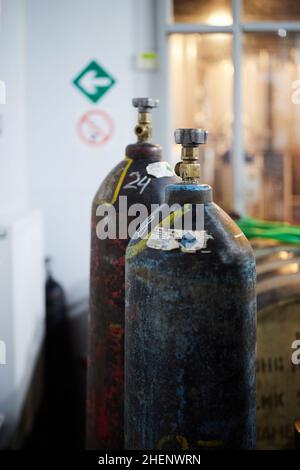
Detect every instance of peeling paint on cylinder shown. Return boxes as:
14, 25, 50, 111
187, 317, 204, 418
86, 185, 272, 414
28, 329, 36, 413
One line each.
125, 184, 256, 450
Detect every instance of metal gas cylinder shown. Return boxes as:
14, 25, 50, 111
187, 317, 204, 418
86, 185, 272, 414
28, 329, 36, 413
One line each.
86, 98, 178, 449
125, 128, 257, 450
255, 245, 300, 449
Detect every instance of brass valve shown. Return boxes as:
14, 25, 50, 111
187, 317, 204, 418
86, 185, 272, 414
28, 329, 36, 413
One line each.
132, 98, 159, 143
174, 128, 208, 183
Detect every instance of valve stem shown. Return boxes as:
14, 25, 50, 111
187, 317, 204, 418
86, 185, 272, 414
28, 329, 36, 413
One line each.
174, 128, 208, 183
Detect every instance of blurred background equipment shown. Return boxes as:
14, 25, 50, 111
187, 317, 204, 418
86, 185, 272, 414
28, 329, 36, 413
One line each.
87, 97, 178, 449
25, 259, 87, 449
44, 258, 74, 448
255, 244, 300, 449
295, 420, 300, 449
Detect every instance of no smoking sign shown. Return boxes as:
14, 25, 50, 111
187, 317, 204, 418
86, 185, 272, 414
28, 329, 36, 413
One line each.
77, 110, 114, 147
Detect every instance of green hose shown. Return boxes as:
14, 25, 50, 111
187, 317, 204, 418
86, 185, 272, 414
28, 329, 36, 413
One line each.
237, 217, 300, 245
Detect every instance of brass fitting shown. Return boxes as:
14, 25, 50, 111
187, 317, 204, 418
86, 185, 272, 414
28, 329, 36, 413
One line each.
134, 112, 152, 142
174, 128, 208, 183
132, 98, 159, 143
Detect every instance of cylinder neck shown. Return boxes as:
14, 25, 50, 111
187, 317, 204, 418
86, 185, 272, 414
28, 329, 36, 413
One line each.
125, 142, 162, 160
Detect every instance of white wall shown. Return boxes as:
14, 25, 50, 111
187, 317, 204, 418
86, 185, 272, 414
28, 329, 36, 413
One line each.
0, 0, 45, 446
0, 209, 44, 447
26, 0, 159, 305
0, 0, 28, 213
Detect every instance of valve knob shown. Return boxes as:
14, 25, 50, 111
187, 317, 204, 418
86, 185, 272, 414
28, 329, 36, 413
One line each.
132, 97, 159, 113
174, 128, 208, 146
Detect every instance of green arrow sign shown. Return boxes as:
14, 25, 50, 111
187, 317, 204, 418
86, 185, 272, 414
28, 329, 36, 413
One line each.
73, 60, 116, 103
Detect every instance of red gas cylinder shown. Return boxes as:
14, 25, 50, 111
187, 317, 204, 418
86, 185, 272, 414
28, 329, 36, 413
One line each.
86, 98, 178, 449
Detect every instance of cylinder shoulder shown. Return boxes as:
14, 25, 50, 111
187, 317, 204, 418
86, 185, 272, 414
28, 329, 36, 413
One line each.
126, 201, 254, 266
125, 142, 163, 160
205, 202, 254, 261
92, 159, 130, 205
92, 157, 178, 210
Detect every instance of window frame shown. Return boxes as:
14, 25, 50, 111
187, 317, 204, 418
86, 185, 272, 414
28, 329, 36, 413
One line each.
155, 0, 300, 213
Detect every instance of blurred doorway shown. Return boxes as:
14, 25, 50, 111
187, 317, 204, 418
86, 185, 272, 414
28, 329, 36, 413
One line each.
161, 0, 300, 221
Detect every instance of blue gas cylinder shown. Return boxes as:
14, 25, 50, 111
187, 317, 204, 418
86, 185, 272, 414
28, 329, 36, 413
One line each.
125, 128, 256, 450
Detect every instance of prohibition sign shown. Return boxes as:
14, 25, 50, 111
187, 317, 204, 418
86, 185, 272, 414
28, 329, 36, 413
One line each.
77, 110, 114, 147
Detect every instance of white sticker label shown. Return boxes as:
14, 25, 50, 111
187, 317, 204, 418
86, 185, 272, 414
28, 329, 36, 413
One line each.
146, 161, 175, 178
147, 226, 213, 252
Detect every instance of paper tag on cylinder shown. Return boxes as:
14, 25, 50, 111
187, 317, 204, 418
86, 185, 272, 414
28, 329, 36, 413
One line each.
146, 161, 175, 178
